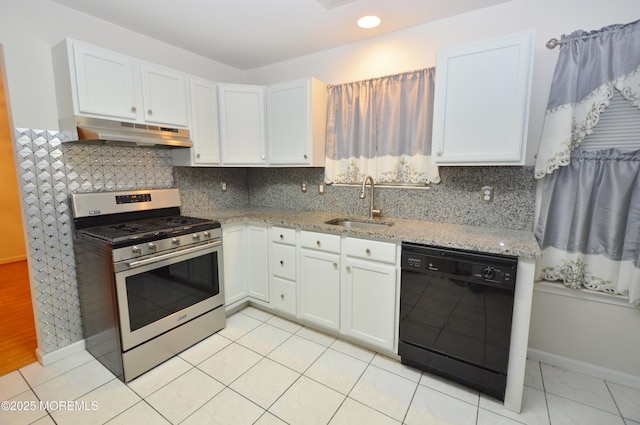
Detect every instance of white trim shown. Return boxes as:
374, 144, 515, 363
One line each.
527, 348, 640, 391
504, 257, 536, 413
36, 339, 86, 367
534, 280, 634, 309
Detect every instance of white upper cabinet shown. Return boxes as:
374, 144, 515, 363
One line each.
431, 31, 535, 165
218, 83, 267, 165
53, 38, 189, 128
71, 42, 138, 120
173, 77, 221, 166
267, 78, 327, 166
140, 63, 189, 127
218, 78, 327, 167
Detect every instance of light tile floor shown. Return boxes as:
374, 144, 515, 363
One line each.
2, 306, 639, 425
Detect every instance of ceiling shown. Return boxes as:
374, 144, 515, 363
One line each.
52, 0, 511, 70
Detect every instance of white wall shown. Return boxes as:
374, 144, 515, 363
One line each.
3, 0, 639, 156
245, 0, 640, 166
530, 286, 640, 380
2, 0, 639, 379
244, 0, 640, 379
0, 0, 245, 129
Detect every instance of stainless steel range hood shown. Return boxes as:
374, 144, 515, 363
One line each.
64, 116, 192, 148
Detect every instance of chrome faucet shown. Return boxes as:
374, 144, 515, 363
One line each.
360, 175, 381, 219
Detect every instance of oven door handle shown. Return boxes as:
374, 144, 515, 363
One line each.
126, 240, 221, 269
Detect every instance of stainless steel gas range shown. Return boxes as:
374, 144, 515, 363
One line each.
71, 188, 225, 382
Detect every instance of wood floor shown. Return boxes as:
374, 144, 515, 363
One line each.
0, 260, 37, 376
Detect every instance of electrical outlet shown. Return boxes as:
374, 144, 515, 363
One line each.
221, 182, 227, 192
318, 183, 325, 195
301, 181, 308, 193
481, 186, 494, 204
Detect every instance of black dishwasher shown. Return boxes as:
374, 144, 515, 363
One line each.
399, 242, 517, 400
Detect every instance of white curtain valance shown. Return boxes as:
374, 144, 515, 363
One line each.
535, 19, 640, 178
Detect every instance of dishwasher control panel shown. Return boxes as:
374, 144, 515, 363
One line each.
401, 242, 517, 287
471, 264, 514, 284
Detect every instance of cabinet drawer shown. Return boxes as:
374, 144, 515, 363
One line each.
271, 243, 296, 280
271, 277, 296, 316
271, 226, 296, 245
345, 237, 396, 264
300, 231, 340, 253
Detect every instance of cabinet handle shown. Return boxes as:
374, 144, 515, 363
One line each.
365, 248, 371, 255
280, 234, 284, 240
346, 266, 351, 273
303, 154, 308, 159
436, 149, 443, 156
147, 109, 153, 115
196, 153, 201, 158
280, 260, 284, 266
333, 262, 337, 268
316, 240, 321, 247
280, 294, 285, 300
131, 106, 137, 113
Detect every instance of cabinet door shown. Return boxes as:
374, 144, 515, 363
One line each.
140, 64, 189, 127
343, 258, 397, 351
218, 84, 266, 165
267, 78, 327, 166
72, 42, 138, 120
299, 249, 340, 331
432, 31, 535, 165
247, 225, 269, 302
189, 77, 220, 165
267, 80, 310, 165
222, 225, 248, 306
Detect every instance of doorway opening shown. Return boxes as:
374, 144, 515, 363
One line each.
0, 45, 37, 376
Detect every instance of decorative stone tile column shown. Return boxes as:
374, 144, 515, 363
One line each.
14, 128, 174, 355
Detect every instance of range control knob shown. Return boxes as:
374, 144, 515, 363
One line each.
131, 246, 142, 256
147, 242, 158, 252
172, 238, 180, 246
203, 231, 211, 239
192, 233, 201, 241
481, 266, 495, 280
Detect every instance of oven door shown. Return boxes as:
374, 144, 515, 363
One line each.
115, 241, 224, 351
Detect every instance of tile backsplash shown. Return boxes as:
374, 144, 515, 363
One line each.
175, 166, 536, 231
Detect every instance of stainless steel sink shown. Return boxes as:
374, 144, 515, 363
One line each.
325, 218, 394, 230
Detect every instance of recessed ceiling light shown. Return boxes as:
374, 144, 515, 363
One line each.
357, 15, 381, 29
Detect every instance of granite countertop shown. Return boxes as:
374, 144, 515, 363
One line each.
184, 207, 541, 258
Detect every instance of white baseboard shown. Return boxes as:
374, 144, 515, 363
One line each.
36, 340, 86, 367
527, 348, 640, 390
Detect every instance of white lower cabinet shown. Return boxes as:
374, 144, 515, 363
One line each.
222, 224, 248, 306
299, 231, 341, 331
227, 225, 399, 354
342, 257, 397, 351
247, 225, 269, 302
270, 277, 297, 316
222, 223, 269, 310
